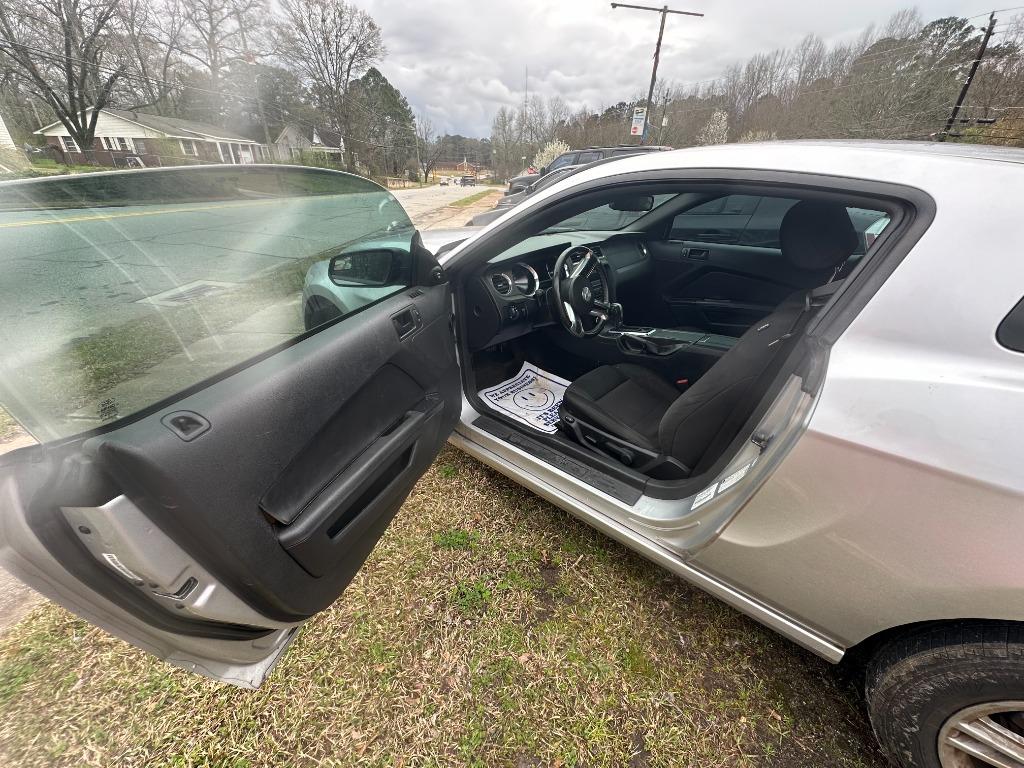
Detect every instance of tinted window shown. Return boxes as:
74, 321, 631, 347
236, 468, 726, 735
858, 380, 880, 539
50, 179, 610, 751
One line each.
670, 194, 765, 244
546, 153, 577, 171
576, 151, 602, 164
997, 296, 1024, 353
0, 167, 414, 441
545, 194, 675, 232
671, 195, 887, 253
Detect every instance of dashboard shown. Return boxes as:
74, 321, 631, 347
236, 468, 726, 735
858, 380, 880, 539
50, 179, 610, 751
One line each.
463, 232, 653, 351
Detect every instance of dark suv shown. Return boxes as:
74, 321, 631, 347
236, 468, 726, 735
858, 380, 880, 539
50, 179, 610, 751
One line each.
506, 144, 672, 194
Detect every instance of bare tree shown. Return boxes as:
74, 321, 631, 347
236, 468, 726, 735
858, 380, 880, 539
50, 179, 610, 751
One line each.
0, 0, 128, 157
117, 0, 185, 112
178, 0, 264, 123
414, 113, 445, 181
490, 105, 521, 180
276, 0, 383, 170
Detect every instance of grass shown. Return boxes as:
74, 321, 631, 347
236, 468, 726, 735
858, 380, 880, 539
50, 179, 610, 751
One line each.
25, 158, 107, 175
10, 251, 320, 429
0, 447, 886, 768
0, 408, 19, 442
451, 189, 498, 208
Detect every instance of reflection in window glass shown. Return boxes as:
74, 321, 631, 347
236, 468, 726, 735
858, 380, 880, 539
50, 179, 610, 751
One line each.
0, 167, 414, 442
545, 194, 676, 232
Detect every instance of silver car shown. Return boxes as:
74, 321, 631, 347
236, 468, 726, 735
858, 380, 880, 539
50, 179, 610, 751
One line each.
1, 144, 1022, 768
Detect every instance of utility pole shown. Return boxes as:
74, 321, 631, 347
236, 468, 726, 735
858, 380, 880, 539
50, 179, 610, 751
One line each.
938, 12, 996, 142
611, 3, 703, 144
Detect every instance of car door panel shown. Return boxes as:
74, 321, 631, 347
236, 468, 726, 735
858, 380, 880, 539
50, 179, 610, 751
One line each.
647, 240, 811, 333
62, 287, 454, 618
0, 166, 460, 685
0, 284, 458, 676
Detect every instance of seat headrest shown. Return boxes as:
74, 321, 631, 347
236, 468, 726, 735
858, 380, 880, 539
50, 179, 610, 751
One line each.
780, 200, 859, 271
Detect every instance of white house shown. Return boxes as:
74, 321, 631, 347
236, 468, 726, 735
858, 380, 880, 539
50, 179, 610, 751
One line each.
0, 109, 15, 149
35, 107, 265, 167
273, 123, 344, 161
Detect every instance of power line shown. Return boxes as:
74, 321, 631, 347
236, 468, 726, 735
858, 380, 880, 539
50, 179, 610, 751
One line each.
939, 12, 998, 139
611, 3, 704, 145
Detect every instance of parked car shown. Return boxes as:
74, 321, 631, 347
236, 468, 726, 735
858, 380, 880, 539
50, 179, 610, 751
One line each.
459, 175, 475, 186
439, 178, 449, 186
469, 164, 585, 226
3, 143, 1024, 768
505, 143, 673, 195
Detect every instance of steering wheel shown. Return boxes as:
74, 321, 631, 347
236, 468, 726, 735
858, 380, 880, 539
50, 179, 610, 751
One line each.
551, 245, 612, 338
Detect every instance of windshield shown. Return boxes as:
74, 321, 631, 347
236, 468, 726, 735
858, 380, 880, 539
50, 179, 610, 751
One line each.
543, 193, 676, 233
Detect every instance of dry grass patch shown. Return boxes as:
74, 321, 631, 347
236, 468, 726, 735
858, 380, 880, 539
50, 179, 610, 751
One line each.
0, 448, 885, 767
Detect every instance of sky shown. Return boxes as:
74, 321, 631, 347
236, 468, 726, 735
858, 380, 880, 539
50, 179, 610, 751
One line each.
357, 0, 981, 137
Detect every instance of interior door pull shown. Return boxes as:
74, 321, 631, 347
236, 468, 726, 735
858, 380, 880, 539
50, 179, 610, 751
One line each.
392, 306, 422, 340
161, 411, 211, 442
682, 247, 709, 260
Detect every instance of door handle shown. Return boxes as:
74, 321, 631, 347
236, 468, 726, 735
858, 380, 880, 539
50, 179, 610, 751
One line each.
681, 247, 709, 260
391, 306, 422, 339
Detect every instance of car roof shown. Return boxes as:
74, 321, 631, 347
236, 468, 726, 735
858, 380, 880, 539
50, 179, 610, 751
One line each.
546, 139, 1024, 195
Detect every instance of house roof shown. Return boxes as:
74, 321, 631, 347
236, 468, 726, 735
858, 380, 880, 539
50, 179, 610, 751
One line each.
35, 107, 259, 143
275, 122, 343, 149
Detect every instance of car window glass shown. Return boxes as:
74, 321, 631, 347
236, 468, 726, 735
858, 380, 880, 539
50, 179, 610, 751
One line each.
671, 195, 889, 253
544, 194, 676, 232
546, 153, 577, 171
670, 194, 765, 244
576, 151, 602, 164
0, 167, 415, 442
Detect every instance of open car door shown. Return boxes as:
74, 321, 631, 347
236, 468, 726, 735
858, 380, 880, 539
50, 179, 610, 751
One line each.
0, 167, 460, 687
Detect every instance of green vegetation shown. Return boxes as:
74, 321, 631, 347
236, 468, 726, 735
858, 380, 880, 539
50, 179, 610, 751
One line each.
451, 190, 498, 208
434, 527, 479, 550
0, 448, 885, 767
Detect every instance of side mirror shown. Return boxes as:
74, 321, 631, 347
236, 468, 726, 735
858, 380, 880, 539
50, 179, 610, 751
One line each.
608, 195, 655, 212
328, 248, 410, 287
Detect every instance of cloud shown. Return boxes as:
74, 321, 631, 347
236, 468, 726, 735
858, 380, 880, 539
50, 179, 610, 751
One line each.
358, 0, 972, 137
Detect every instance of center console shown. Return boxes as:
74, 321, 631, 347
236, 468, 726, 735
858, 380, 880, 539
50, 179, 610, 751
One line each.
602, 325, 738, 357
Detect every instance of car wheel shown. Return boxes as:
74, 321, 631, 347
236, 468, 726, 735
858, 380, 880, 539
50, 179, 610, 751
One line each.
303, 296, 343, 331
866, 622, 1024, 768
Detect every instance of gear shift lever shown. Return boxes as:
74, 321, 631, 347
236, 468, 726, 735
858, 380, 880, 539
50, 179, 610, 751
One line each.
606, 302, 623, 330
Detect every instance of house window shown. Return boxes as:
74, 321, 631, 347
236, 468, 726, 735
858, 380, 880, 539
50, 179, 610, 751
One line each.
180, 140, 198, 156
60, 136, 80, 153
101, 137, 134, 152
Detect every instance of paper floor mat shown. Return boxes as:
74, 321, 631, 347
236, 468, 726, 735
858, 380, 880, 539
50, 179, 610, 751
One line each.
478, 362, 570, 434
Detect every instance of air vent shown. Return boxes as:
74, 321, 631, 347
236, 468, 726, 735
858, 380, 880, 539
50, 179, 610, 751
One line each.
590, 246, 603, 259
588, 274, 606, 301
491, 273, 512, 295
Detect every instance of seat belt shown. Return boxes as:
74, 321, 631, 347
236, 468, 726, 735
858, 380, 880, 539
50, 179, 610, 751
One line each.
769, 279, 844, 347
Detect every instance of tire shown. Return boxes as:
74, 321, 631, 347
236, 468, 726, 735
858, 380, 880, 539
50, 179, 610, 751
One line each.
866, 621, 1024, 768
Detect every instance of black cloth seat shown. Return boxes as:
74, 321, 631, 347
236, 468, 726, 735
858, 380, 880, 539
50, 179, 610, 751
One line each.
561, 363, 679, 450
559, 200, 859, 472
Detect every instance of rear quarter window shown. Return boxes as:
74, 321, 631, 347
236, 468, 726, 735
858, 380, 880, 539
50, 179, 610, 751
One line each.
997, 296, 1024, 353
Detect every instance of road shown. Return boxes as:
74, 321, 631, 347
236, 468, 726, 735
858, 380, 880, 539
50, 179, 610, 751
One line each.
391, 183, 485, 221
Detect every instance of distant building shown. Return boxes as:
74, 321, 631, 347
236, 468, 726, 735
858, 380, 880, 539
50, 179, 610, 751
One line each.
0, 109, 15, 149
274, 123, 344, 161
433, 158, 482, 177
35, 107, 265, 167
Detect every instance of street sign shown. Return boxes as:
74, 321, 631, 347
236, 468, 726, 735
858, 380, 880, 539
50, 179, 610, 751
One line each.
630, 107, 648, 137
